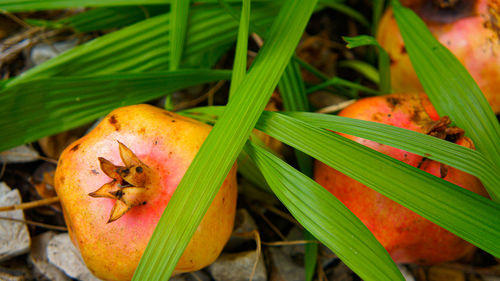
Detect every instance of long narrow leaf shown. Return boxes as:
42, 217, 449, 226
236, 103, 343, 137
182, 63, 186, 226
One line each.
278, 59, 316, 280
391, 0, 500, 169
6, 3, 277, 86
228, 0, 251, 97
169, 0, 190, 70
132, 1, 318, 279
245, 141, 403, 281
255, 112, 500, 257
0, 70, 231, 152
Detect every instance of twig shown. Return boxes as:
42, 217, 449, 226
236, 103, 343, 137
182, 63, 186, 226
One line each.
173, 80, 226, 111
0, 151, 58, 164
232, 230, 262, 281
251, 33, 263, 48
0, 161, 6, 180
316, 99, 356, 114
262, 240, 319, 246
0, 215, 67, 231
250, 205, 287, 240
0, 196, 59, 212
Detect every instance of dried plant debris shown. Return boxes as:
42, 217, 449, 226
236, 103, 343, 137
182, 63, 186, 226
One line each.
0, 182, 30, 262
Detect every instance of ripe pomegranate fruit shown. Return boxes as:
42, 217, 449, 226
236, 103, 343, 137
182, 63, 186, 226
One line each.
377, 0, 500, 113
314, 93, 489, 264
54, 104, 238, 281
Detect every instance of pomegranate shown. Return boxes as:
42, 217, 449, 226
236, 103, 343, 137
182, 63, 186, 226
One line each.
54, 104, 238, 281
314, 93, 488, 264
377, 0, 500, 113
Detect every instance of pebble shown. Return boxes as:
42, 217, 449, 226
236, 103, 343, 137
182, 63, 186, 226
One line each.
208, 250, 267, 281
30, 39, 78, 66
0, 182, 31, 262
269, 247, 304, 281
0, 145, 39, 163
225, 209, 259, 252
28, 231, 70, 281
47, 233, 101, 281
397, 264, 415, 281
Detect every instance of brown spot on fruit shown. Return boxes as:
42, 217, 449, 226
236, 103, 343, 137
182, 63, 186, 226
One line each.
70, 144, 80, 152
386, 96, 401, 108
400, 45, 407, 54
109, 115, 121, 131
91, 169, 100, 175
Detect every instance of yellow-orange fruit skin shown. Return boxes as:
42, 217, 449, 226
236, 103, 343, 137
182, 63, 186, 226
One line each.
55, 104, 237, 281
377, 1, 500, 113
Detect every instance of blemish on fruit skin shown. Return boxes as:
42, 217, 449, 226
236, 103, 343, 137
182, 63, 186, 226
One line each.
386, 96, 401, 108
136, 167, 143, 173
109, 115, 121, 131
400, 46, 407, 54
70, 143, 80, 152
91, 169, 100, 175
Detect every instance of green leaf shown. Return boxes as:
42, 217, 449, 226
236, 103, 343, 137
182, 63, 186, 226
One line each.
306, 76, 379, 96
228, 0, 251, 98
343, 35, 390, 94
338, 60, 379, 85
169, 0, 190, 70
245, 141, 404, 281
391, 0, 500, 170
132, 1, 318, 279
285, 112, 500, 200
6, 3, 277, 86
278, 59, 316, 280
320, 1, 370, 28
0, 70, 231, 152
60, 6, 170, 32
255, 111, 500, 258
372, 0, 386, 34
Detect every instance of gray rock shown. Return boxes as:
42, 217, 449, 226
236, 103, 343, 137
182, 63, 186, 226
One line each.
269, 247, 304, 281
30, 39, 78, 66
0, 145, 39, 163
47, 233, 101, 281
0, 183, 31, 262
170, 271, 211, 281
0, 256, 33, 281
208, 250, 266, 281
28, 231, 70, 281
225, 209, 258, 251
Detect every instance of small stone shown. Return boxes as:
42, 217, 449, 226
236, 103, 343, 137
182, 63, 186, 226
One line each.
0, 145, 39, 163
0, 255, 33, 281
0, 182, 31, 262
47, 233, 101, 281
170, 271, 211, 281
225, 209, 259, 251
269, 247, 304, 281
428, 265, 465, 281
208, 250, 267, 281
28, 231, 70, 281
30, 39, 78, 66
397, 264, 415, 281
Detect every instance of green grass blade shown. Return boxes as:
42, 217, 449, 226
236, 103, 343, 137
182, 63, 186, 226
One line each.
339, 60, 379, 85
343, 35, 390, 94
285, 112, 500, 200
228, 0, 251, 97
255, 111, 500, 257
372, 0, 385, 34
306, 76, 379, 96
169, 0, 190, 70
278, 59, 316, 280
132, 1, 318, 279
391, 0, 500, 169
245, 141, 404, 281
57, 6, 170, 32
320, 1, 369, 28
6, 3, 277, 86
182, 106, 500, 201
0, 70, 230, 152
